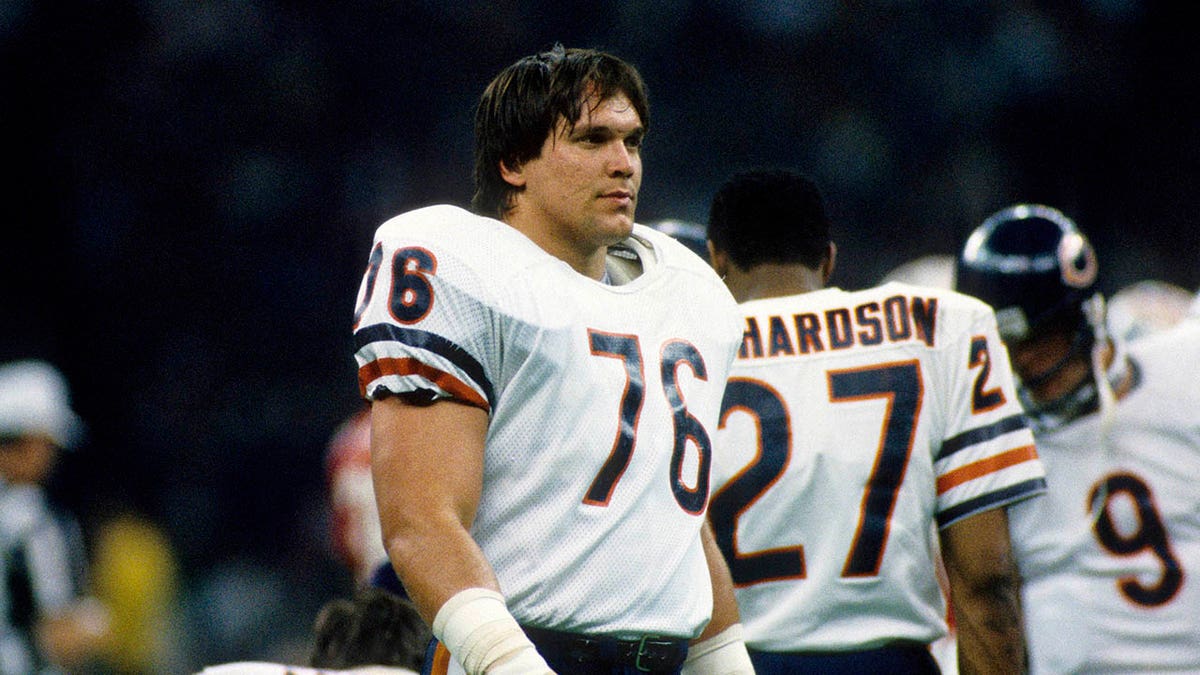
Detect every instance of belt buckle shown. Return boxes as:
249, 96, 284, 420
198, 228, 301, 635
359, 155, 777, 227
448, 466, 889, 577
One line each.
635, 635, 673, 673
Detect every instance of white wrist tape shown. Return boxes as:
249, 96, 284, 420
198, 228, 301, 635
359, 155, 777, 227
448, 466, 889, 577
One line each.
681, 624, 754, 675
432, 588, 553, 675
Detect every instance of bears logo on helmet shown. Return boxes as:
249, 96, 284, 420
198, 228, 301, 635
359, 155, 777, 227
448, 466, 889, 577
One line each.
956, 204, 1099, 343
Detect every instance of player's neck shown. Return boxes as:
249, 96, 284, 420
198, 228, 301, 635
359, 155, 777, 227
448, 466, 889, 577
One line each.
502, 209, 623, 281
727, 263, 825, 303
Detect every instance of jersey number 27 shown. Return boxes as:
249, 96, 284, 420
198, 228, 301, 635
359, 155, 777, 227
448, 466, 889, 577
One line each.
710, 360, 922, 586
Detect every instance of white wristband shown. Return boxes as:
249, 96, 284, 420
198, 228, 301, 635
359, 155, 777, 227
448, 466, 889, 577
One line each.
681, 624, 754, 675
432, 588, 554, 675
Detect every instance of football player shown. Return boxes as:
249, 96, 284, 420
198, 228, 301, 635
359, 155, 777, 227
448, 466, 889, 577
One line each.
353, 46, 751, 674
706, 170, 1046, 673
956, 204, 1200, 673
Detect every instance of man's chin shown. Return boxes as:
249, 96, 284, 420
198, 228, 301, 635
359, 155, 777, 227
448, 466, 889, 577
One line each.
596, 215, 635, 244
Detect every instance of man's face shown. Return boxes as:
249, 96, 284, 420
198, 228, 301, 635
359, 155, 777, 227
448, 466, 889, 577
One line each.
503, 90, 645, 266
1008, 328, 1090, 404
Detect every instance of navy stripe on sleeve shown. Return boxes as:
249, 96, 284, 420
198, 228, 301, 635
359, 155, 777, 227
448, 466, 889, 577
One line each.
937, 413, 1029, 462
936, 477, 1047, 529
354, 323, 495, 406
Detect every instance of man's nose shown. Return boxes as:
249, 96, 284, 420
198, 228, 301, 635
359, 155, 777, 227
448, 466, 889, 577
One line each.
607, 141, 635, 176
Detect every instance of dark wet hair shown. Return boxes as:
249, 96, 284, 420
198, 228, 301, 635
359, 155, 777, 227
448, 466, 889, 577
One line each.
472, 44, 650, 219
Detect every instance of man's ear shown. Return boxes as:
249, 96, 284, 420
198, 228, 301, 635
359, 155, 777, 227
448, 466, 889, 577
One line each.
821, 242, 837, 284
499, 159, 526, 188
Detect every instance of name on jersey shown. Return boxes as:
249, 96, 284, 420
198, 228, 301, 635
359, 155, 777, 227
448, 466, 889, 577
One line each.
738, 294, 937, 359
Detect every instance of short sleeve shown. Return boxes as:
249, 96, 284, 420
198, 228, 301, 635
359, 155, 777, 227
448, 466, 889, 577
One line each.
934, 305, 1046, 528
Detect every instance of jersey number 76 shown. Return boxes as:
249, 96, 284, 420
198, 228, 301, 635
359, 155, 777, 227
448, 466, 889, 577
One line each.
583, 330, 712, 515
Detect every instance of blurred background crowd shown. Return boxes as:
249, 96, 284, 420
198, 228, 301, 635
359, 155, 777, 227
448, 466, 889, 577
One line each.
2, 1, 1197, 671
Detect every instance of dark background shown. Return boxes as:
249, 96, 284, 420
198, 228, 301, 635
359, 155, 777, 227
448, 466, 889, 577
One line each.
3, 1, 1197, 668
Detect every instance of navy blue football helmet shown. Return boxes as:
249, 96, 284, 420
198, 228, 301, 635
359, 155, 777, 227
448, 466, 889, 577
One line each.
956, 204, 1121, 431
956, 204, 1100, 343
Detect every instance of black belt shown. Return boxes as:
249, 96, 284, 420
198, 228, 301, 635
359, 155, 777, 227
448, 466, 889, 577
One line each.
521, 625, 690, 673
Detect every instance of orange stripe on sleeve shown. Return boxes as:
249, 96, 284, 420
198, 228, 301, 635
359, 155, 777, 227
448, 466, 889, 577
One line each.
937, 445, 1038, 495
428, 641, 452, 675
357, 357, 489, 411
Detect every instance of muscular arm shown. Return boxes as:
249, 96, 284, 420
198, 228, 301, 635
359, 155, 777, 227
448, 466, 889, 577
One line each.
370, 394, 497, 626
939, 507, 1028, 675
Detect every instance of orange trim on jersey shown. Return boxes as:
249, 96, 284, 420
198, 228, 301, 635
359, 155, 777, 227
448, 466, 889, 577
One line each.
357, 357, 489, 411
937, 444, 1038, 495
428, 641, 451, 675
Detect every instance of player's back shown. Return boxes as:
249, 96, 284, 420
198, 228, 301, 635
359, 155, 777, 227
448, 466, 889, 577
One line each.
710, 281, 1044, 653
1009, 319, 1200, 673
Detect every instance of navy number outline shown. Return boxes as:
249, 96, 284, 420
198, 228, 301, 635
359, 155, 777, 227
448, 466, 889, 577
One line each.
968, 335, 1006, 414
353, 243, 384, 328
387, 247, 437, 324
585, 330, 712, 514
1089, 472, 1184, 607
584, 332, 647, 506
709, 379, 803, 585
710, 360, 923, 586
353, 244, 438, 326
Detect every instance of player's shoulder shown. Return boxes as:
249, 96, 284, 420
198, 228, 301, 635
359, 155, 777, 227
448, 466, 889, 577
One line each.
1129, 318, 1200, 364
375, 204, 501, 243
870, 281, 1000, 325
629, 223, 734, 300
373, 204, 545, 275
870, 280, 990, 308
630, 223, 713, 274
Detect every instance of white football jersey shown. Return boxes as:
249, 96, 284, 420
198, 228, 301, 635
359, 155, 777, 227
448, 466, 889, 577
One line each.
1009, 320, 1200, 673
353, 205, 741, 639
710, 281, 1046, 652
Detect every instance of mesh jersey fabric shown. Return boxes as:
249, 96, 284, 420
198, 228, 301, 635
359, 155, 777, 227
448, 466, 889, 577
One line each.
710, 281, 1046, 653
1008, 320, 1200, 673
353, 205, 742, 639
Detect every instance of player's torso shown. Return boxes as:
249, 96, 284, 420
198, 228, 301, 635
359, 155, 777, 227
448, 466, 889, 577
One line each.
359, 208, 742, 637
479, 236, 740, 637
1011, 324, 1200, 673
711, 284, 975, 652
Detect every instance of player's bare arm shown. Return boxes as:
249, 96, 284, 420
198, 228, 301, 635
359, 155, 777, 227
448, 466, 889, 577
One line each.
369, 394, 497, 626
682, 520, 755, 674
940, 507, 1027, 675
